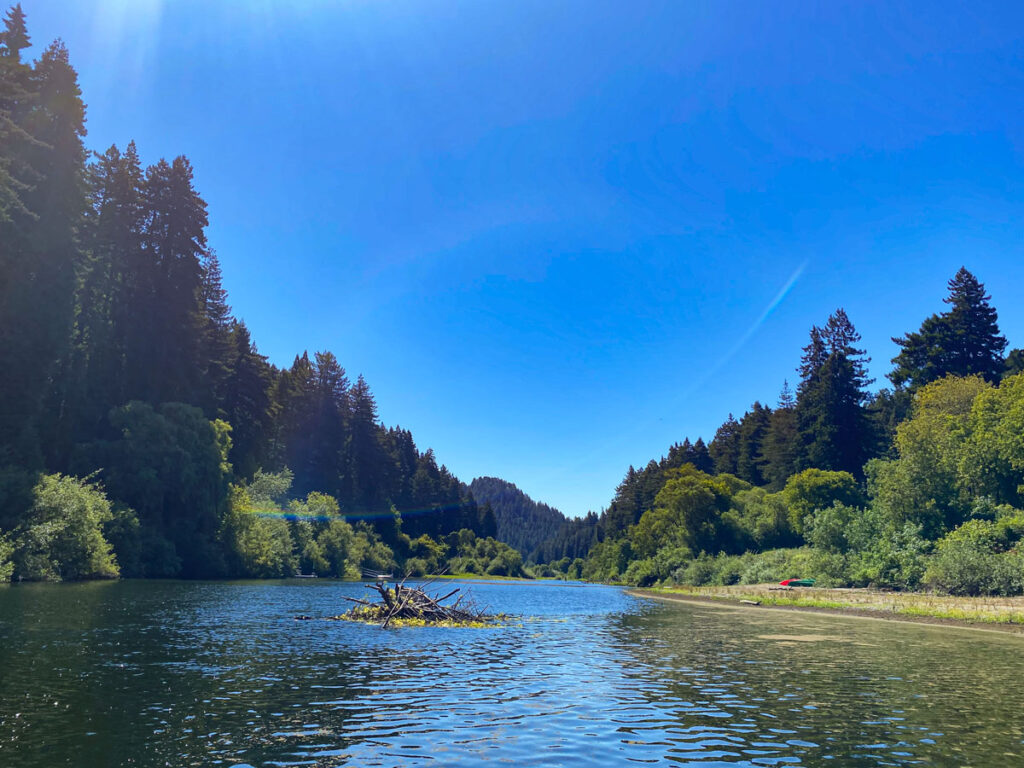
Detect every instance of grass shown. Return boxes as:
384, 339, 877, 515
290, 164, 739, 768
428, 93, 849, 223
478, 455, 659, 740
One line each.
643, 584, 1024, 625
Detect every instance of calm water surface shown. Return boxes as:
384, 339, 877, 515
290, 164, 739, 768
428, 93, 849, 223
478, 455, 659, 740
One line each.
1, 580, 1023, 767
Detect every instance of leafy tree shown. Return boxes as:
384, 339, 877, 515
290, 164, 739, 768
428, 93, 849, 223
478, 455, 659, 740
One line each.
76, 401, 232, 577
12, 473, 119, 581
960, 373, 1024, 507
890, 268, 1007, 389
0, 533, 12, 581
867, 375, 991, 538
780, 467, 863, 535
633, 466, 734, 556
222, 486, 295, 578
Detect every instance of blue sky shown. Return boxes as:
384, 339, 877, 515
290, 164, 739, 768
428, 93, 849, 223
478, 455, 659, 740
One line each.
21, 0, 1024, 516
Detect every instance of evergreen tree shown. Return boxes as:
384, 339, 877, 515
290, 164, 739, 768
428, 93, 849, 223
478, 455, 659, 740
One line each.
57, 143, 145, 454
890, 267, 1007, 389
0, 4, 32, 223
0, 31, 86, 471
709, 414, 741, 475
760, 381, 800, 490
221, 321, 273, 479
736, 402, 771, 485
347, 373, 385, 513
796, 309, 873, 476
126, 155, 208, 403
197, 250, 235, 414
690, 437, 714, 474
1005, 349, 1024, 379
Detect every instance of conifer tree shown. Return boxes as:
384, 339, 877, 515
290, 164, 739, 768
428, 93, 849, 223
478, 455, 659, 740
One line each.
690, 437, 714, 474
796, 309, 873, 476
197, 250, 235, 413
760, 381, 800, 489
0, 30, 86, 471
347, 373, 385, 512
128, 156, 208, 403
709, 414, 741, 475
0, 4, 32, 223
890, 267, 1007, 389
1005, 349, 1024, 379
736, 401, 772, 485
221, 321, 273, 479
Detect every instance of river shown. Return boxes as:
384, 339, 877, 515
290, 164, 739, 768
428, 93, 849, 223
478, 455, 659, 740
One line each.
1, 579, 1022, 766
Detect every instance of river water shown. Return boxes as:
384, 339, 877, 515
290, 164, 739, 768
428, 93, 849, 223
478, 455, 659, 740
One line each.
1, 579, 1022, 767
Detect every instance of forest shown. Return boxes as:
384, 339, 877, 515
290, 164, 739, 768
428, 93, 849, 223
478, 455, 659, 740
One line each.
0, 7, 525, 583
537, 269, 1024, 597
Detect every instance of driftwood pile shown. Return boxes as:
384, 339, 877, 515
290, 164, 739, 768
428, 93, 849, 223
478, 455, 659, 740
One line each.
338, 576, 506, 628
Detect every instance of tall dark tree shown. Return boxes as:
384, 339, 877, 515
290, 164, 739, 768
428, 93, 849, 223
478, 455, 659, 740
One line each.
347, 373, 385, 513
736, 401, 772, 486
197, 250, 235, 414
124, 155, 208, 404
890, 268, 1007, 389
52, 143, 145, 457
760, 381, 800, 490
0, 32, 86, 471
796, 309, 873, 476
221, 321, 273, 479
709, 414, 741, 476
690, 437, 714, 474
0, 3, 32, 222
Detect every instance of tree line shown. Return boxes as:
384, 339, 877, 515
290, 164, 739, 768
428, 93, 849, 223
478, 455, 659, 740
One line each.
0, 6, 520, 582
538, 266, 1024, 596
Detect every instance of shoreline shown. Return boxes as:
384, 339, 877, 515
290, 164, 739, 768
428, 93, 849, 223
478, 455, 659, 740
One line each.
627, 586, 1024, 636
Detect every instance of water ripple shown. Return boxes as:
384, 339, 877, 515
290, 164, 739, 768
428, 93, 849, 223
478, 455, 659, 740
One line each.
2, 580, 1024, 766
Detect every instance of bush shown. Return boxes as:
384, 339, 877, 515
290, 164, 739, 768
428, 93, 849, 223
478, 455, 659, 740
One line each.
0, 535, 13, 582
924, 519, 1024, 596
12, 474, 120, 581
848, 523, 929, 589
622, 558, 659, 586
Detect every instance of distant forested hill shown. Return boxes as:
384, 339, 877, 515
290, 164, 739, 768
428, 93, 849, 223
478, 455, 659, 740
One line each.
467, 477, 568, 560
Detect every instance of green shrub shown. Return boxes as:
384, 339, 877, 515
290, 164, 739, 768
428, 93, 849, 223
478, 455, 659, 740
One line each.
0, 535, 13, 582
12, 474, 120, 581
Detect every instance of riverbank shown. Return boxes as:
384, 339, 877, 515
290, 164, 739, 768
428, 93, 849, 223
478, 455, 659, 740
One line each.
628, 584, 1024, 635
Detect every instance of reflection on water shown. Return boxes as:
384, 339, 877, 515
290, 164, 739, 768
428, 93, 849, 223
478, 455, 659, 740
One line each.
1, 580, 1022, 766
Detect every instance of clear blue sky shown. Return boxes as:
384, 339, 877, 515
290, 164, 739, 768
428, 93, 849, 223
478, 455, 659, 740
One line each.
21, 0, 1024, 517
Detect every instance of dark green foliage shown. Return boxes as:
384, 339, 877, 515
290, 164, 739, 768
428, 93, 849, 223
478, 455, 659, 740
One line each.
532, 511, 600, 563
1004, 348, 1024, 379
467, 476, 567, 560
709, 414, 740, 475
736, 402, 771, 485
11, 473, 119, 581
760, 382, 799, 489
221, 322, 274, 478
73, 402, 232, 577
0, 26, 86, 473
795, 309, 873, 476
890, 268, 1008, 389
